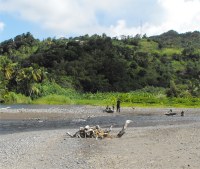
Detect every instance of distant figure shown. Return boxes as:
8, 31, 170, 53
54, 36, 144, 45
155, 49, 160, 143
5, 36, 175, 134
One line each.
181, 111, 184, 116
116, 99, 121, 112
106, 105, 109, 110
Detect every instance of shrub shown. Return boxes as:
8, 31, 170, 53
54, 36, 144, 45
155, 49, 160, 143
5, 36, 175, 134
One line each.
31, 81, 79, 99
3, 92, 31, 104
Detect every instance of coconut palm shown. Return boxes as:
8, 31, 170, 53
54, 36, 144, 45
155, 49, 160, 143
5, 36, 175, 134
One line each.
16, 66, 46, 97
0, 56, 17, 80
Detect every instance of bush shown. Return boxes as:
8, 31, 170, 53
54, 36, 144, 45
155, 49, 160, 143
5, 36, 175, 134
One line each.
31, 81, 79, 99
3, 92, 31, 104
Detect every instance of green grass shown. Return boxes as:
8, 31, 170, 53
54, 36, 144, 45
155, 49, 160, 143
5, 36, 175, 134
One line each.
73, 91, 200, 108
139, 39, 158, 53
32, 94, 73, 105
72, 97, 200, 108
2, 90, 200, 108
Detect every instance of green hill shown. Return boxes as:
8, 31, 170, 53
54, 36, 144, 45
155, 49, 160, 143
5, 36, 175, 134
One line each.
0, 31, 200, 104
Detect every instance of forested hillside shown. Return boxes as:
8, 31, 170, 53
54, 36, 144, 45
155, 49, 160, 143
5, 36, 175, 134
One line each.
0, 30, 200, 103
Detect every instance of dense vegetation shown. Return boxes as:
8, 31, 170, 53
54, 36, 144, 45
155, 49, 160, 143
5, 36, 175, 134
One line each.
0, 30, 200, 107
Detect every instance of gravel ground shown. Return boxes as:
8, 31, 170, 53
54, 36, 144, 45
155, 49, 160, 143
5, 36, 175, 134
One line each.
0, 129, 91, 169
1, 124, 200, 169
0, 105, 200, 169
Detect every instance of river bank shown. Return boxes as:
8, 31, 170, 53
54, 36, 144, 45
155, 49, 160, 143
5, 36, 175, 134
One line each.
0, 106, 200, 168
1, 123, 200, 169
1, 106, 200, 134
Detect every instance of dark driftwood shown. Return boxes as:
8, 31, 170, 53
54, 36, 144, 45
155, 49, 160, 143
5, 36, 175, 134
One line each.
67, 120, 132, 139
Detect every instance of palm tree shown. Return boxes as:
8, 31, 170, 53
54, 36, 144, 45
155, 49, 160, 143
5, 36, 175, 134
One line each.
16, 66, 46, 97
0, 56, 17, 80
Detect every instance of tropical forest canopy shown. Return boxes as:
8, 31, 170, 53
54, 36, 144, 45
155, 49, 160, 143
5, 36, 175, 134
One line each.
0, 30, 200, 103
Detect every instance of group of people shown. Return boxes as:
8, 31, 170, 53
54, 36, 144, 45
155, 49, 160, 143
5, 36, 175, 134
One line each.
105, 99, 121, 112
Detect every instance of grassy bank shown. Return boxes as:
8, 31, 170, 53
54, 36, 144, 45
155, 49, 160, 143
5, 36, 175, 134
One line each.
73, 89, 199, 107
2, 90, 200, 108
32, 92, 200, 108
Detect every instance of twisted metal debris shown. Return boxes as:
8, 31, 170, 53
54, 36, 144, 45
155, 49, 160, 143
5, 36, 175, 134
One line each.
67, 120, 132, 139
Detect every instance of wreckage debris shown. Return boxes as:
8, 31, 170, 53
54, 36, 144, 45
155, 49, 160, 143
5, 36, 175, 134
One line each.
67, 120, 132, 139
165, 109, 177, 116
103, 106, 114, 113
117, 120, 132, 138
165, 109, 186, 116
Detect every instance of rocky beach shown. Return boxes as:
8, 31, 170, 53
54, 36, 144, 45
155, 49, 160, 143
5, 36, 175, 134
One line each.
0, 105, 200, 169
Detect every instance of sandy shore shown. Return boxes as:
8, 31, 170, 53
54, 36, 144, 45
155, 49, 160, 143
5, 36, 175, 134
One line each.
0, 106, 200, 169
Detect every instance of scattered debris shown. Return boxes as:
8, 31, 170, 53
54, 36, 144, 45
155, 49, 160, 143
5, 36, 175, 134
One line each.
165, 112, 177, 116
117, 120, 132, 138
104, 109, 114, 113
38, 120, 43, 123
72, 118, 86, 122
33, 118, 44, 122
165, 109, 177, 116
103, 106, 114, 113
67, 120, 132, 139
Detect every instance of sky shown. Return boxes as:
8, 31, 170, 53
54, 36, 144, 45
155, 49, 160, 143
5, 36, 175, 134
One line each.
0, 0, 200, 42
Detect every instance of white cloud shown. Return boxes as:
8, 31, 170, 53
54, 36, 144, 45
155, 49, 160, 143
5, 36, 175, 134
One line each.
0, 0, 99, 34
0, 0, 162, 36
0, 21, 4, 31
0, 0, 200, 37
143, 0, 200, 35
156, 0, 200, 33
108, 0, 200, 36
108, 20, 140, 37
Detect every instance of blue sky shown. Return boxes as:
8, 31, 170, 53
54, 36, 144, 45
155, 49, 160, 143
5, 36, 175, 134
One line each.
0, 0, 200, 42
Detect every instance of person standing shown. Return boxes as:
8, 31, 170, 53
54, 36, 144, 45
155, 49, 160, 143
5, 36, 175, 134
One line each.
116, 99, 121, 112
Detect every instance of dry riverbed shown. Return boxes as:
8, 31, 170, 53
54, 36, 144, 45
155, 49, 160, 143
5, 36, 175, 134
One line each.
0, 106, 200, 169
